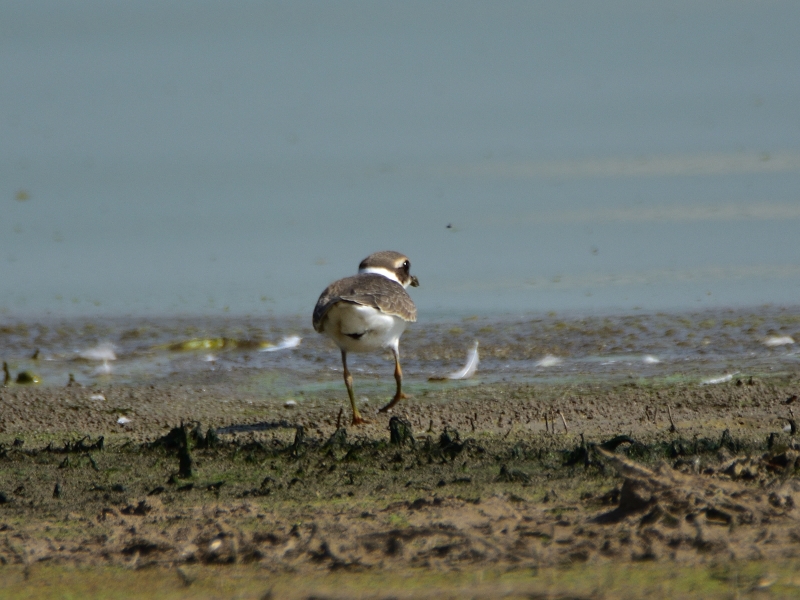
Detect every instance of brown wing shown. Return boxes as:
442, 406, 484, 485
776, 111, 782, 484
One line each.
312, 274, 417, 332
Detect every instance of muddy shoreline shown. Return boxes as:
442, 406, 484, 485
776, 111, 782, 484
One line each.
0, 373, 799, 592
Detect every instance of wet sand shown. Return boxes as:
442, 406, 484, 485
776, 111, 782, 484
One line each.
1, 371, 799, 597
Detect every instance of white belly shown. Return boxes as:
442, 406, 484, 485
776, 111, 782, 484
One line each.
321, 303, 407, 353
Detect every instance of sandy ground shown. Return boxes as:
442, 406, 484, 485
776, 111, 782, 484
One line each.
1, 374, 800, 594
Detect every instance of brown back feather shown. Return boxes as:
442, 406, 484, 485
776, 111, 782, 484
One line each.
312, 273, 417, 332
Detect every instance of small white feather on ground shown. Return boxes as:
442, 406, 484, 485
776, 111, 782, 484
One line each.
535, 354, 562, 368
429, 341, 479, 380
79, 343, 117, 361
701, 373, 735, 385
260, 336, 302, 352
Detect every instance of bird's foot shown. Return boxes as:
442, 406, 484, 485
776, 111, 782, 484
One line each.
378, 393, 406, 413
351, 415, 369, 425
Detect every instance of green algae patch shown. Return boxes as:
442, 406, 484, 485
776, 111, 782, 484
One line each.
3, 561, 800, 600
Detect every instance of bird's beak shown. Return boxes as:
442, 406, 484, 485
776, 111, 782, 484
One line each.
410, 275, 420, 287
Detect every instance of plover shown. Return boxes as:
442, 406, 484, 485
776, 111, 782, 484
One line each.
312, 251, 419, 424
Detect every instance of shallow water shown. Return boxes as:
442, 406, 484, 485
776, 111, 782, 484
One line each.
2, 4, 799, 395
1, 308, 797, 395
2, 2, 800, 317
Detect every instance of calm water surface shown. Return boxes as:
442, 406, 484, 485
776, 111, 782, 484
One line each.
2, 2, 800, 318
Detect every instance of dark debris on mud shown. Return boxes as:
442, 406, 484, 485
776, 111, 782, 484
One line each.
1, 406, 799, 571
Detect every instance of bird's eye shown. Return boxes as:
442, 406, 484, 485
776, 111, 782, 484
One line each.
402, 260, 410, 271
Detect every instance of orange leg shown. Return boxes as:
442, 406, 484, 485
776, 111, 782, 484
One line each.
342, 350, 366, 425
379, 348, 407, 412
